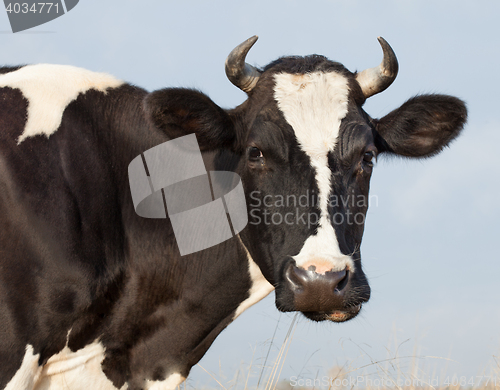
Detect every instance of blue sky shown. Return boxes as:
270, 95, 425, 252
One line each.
1, 0, 499, 388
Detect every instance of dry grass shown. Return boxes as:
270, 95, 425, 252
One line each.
188, 319, 499, 390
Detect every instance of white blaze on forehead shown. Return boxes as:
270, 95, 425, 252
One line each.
0, 64, 123, 144
273, 71, 354, 272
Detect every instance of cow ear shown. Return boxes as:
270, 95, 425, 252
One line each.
374, 95, 467, 158
144, 88, 235, 150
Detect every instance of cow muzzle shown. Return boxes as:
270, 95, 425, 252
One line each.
280, 260, 370, 322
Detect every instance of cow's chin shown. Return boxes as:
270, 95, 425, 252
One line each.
301, 304, 362, 323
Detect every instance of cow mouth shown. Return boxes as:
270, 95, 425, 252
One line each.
301, 304, 362, 323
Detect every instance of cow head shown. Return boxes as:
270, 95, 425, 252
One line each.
145, 37, 466, 323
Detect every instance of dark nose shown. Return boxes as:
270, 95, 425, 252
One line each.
284, 263, 349, 312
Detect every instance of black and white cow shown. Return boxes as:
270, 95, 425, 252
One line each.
0, 36, 466, 389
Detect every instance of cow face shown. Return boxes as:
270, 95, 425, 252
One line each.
145, 37, 466, 323
231, 60, 374, 322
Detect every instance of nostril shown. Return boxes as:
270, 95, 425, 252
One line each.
333, 270, 349, 292
322, 269, 346, 291
285, 262, 309, 289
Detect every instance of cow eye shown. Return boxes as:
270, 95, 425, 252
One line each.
363, 151, 376, 166
248, 146, 263, 161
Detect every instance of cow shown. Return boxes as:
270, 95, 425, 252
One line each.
0, 36, 466, 389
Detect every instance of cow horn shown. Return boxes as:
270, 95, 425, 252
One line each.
225, 36, 261, 93
356, 37, 399, 99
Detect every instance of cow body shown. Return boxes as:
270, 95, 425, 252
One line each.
0, 37, 466, 389
0, 64, 272, 389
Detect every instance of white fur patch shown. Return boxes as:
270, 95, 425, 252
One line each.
233, 236, 275, 320
0, 64, 123, 144
5, 345, 42, 390
146, 373, 185, 390
34, 341, 127, 390
6, 342, 128, 390
274, 72, 354, 272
